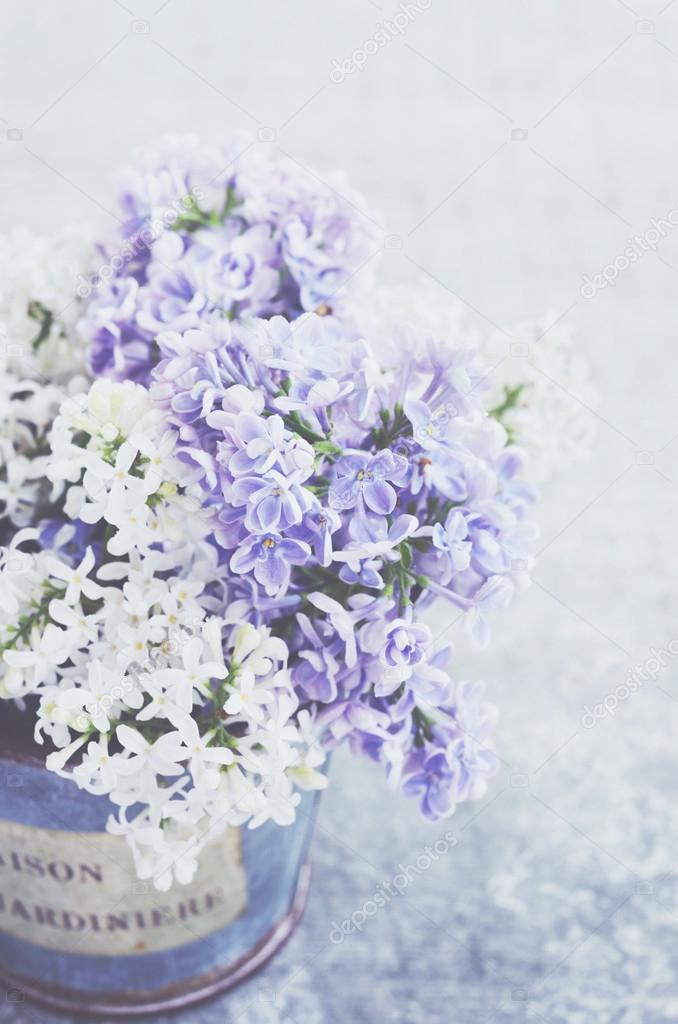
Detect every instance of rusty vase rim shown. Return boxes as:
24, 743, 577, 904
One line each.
0, 862, 312, 1016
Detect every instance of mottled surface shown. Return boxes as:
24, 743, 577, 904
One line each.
2, 0, 678, 1021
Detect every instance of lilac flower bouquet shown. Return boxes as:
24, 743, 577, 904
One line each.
0, 136, 538, 889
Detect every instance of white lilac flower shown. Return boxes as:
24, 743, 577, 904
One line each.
0, 224, 95, 382
0, 226, 94, 537
0, 521, 325, 889
481, 316, 598, 480
44, 547, 103, 605
46, 379, 212, 558
3, 624, 73, 690
72, 738, 121, 795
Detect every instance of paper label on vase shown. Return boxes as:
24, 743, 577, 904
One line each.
0, 818, 246, 955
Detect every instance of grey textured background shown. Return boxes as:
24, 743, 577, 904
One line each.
2, 1, 678, 1021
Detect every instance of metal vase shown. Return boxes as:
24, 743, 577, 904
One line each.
0, 723, 318, 1015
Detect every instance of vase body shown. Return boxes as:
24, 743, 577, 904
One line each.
0, 730, 318, 1015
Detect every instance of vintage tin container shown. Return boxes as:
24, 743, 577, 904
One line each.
0, 711, 319, 1015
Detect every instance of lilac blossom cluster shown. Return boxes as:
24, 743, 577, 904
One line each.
80, 134, 381, 384
151, 310, 536, 819
0, 138, 540, 888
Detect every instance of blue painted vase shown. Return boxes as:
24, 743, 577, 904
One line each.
0, 715, 319, 1015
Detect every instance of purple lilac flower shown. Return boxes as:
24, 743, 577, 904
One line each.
115, 132, 234, 237
334, 513, 419, 588
227, 413, 287, 475
349, 715, 413, 785
433, 512, 472, 569
409, 448, 467, 501
229, 533, 310, 596
225, 413, 314, 478
135, 235, 210, 336
81, 136, 381, 383
463, 576, 515, 647
361, 617, 433, 696
202, 225, 279, 311
406, 644, 456, 707
38, 518, 102, 568
292, 613, 341, 703
139, 268, 535, 827
436, 681, 498, 800
338, 555, 385, 590
329, 450, 407, 515
417, 509, 472, 586
318, 699, 391, 747
401, 745, 462, 820
287, 508, 341, 567
83, 278, 153, 381
229, 470, 314, 533
404, 397, 458, 450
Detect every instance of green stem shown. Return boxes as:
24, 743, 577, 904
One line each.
1, 583, 66, 654
489, 384, 525, 421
